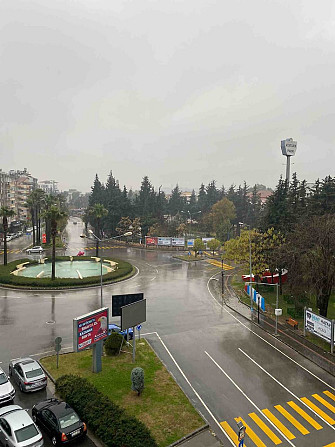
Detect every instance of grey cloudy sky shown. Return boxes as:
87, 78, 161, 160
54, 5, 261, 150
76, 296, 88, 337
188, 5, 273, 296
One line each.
1, 0, 334, 192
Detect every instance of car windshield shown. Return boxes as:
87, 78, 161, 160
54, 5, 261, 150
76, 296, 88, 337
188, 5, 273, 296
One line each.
15, 424, 38, 442
0, 373, 8, 385
25, 368, 43, 378
59, 412, 80, 429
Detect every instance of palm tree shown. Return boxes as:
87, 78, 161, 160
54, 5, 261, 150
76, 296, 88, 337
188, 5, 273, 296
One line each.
43, 205, 68, 280
89, 203, 108, 257
0, 207, 15, 265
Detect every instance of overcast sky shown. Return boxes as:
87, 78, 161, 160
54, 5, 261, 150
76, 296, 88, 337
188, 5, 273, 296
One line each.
1, 0, 334, 193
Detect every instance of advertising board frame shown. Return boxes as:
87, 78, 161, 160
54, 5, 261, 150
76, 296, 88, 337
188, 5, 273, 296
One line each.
112, 293, 144, 317
73, 307, 109, 352
304, 309, 333, 343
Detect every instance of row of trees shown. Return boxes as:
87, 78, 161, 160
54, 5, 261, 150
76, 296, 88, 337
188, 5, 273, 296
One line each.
225, 215, 335, 317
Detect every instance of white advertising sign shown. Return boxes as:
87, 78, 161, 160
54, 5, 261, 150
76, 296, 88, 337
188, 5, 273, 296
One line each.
171, 237, 185, 246
305, 309, 332, 343
158, 237, 171, 246
281, 138, 297, 156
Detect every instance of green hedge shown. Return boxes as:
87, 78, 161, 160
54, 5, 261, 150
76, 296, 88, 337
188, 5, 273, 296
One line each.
0, 257, 133, 288
55, 375, 158, 447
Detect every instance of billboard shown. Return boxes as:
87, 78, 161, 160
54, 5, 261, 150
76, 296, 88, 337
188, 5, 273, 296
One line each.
305, 309, 332, 343
202, 237, 214, 248
145, 237, 158, 246
73, 307, 109, 352
281, 138, 297, 156
112, 293, 144, 317
121, 299, 146, 331
187, 239, 194, 247
171, 237, 185, 246
158, 237, 171, 246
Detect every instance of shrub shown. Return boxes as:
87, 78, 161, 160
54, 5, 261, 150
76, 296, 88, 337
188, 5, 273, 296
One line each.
55, 375, 157, 447
131, 367, 144, 396
0, 257, 133, 288
105, 332, 123, 356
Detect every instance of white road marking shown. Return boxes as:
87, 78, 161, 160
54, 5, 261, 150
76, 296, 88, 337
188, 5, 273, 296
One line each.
207, 273, 335, 390
147, 331, 235, 446
205, 351, 296, 447
239, 348, 335, 430
29, 346, 73, 357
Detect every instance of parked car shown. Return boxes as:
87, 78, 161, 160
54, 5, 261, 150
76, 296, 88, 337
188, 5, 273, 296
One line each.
108, 323, 133, 340
0, 367, 15, 404
9, 358, 47, 393
32, 398, 87, 445
26, 246, 44, 254
0, 404, 43, 447
6, 235, 13, 242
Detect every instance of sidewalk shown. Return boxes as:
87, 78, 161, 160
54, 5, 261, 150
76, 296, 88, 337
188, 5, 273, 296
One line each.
223, 283, 335, 376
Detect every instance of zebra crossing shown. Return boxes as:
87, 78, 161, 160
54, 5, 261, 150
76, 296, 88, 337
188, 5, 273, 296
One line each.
0, 249, 22, 255
206, 259, 234, 270
220, 390, 335, 446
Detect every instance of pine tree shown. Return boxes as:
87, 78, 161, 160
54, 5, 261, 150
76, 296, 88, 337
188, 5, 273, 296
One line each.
198, 183, 207, 213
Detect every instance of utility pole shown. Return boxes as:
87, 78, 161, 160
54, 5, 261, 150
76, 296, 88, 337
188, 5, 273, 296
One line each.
221, 259, 224, 304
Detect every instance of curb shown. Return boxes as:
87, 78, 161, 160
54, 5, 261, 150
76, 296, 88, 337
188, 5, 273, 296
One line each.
42, 360, 105, 447
222, 285, 335, 376
168, 425, 210, 446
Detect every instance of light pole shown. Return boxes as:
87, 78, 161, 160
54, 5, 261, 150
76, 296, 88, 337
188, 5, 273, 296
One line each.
239, 222, 253, 312
80, 230, 132, 308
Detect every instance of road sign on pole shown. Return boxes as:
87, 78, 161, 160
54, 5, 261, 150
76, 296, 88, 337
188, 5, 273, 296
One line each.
55, 336, 62, 369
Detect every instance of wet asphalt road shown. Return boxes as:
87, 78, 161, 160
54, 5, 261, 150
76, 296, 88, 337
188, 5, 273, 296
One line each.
1, 219, 335, 447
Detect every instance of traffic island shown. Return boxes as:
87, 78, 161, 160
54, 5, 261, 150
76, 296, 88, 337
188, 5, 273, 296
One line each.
40, 340, 204, 447
0, 256, 134, 289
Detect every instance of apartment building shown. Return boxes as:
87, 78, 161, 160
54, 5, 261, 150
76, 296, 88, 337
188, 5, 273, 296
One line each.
0, 168, 37, 222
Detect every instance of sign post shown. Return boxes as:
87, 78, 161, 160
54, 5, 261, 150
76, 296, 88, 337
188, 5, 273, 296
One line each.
55, 336, 62, 369
121, 300, 146, 363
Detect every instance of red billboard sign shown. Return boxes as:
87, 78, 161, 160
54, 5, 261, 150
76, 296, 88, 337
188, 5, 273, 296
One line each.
42, 233, 46, 243
145, 236, 158, 246
73, 307, 109, 352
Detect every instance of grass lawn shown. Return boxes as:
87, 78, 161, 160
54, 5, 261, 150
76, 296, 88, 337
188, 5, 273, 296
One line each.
231, 271, 335, 352
41, 340, 203, 447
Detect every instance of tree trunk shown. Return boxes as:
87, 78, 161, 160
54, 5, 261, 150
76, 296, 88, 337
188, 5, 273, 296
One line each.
52, 233, 56, 280
95, 239, 99, 257
46, 219, 51, 244
317, 287, 331, 317
3, 217, 7, 266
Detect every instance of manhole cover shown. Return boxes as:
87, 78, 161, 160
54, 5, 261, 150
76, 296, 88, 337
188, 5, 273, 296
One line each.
46, 320, 55, 324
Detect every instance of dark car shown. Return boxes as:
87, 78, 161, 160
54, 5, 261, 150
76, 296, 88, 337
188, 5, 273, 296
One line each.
108, 323, 133, 340
32, 399, 87, 446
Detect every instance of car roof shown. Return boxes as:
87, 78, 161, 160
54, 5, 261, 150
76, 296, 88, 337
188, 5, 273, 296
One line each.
38, 399, 75, 417
16, 358, 41, 372
0, 406, 32, 428
108, 323, 121, 329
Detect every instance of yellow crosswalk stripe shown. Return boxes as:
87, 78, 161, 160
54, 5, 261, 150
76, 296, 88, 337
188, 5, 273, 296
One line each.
313, 394, 335, 413
235, 417, 266, 447
248, 412, 282, 444
220, 421, 245, 446
323, 442, 335, 447
301, 397, 335, 425
287, 401, 323, 430
324, 391, 335, 402
262, 408, 295, 439
274, 405, 309, 435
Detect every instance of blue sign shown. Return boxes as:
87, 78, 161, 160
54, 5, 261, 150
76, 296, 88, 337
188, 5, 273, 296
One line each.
137, 325, 142, 331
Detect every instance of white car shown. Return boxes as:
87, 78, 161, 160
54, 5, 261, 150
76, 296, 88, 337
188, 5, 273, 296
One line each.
0, 367, 15, 404
26, 246, 44, 254
9, 358, 47, 393
0, 405, 43, 447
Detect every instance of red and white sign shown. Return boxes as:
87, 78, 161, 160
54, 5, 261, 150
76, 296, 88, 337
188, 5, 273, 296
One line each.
145, 237, 158, 246
73, 308, 109, 352
42, 233, 46, 244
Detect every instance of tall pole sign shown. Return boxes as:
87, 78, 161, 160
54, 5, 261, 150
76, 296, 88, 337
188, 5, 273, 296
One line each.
281, 138, 297, 183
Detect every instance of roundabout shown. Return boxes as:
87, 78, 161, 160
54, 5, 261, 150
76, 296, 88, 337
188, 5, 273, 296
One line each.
0, 256, 134, 289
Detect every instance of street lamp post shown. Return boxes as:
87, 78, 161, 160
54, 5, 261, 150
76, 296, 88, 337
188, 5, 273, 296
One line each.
221, 259, 224, 304
80, 230, 133, 308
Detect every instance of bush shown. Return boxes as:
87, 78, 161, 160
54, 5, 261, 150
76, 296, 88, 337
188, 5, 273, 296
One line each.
55, 375, 157, 447
105, 332, 123, 356
131, 367, 144, 396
